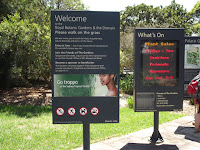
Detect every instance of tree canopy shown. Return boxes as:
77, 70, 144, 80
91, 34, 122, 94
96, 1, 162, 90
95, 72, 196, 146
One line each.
0, 0, 200, 89
190, 1, 200, 35
120, 0, 198, 71
0, 0, 87, 89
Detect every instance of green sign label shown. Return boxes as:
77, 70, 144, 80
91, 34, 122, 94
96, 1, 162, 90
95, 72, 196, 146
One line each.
54, 74, 112, 97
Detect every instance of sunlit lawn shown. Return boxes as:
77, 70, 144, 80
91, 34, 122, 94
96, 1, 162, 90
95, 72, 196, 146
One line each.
0, 105, 185, 150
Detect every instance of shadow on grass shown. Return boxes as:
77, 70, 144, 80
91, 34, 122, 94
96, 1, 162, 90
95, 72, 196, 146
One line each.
0, 105, 52, 118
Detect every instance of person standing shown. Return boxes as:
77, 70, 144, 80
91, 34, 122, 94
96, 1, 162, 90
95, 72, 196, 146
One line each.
188, 72, 200, 133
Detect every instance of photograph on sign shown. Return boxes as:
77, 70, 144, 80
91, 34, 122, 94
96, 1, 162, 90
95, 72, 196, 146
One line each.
140, 40, 179, 87
54, 74, 118, 97
185, 44, 200, 69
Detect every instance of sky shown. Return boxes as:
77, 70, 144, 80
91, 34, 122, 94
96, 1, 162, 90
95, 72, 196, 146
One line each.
82, 0, 199, 12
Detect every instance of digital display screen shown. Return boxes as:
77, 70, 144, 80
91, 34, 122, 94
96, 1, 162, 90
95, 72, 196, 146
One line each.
140, 40, 179, 86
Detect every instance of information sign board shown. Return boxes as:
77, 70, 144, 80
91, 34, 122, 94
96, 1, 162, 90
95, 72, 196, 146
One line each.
134, 28, 184, 112
184, 37, 200, 97
51, 11, 120, 124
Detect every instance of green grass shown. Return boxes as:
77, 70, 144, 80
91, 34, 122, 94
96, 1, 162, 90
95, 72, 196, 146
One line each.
0, 105, 185, 150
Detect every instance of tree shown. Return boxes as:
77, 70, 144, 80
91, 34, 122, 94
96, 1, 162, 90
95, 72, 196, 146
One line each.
121, 1, 193, 34
49, 0, 87, 10
0, 0, 87, 89
190, 1, 200, 35
0, 13, 43, 88
120, 0, 194, 71
120, 28, 134, 71
162, 0, 193, 35
120, 4, 166, 31
0, 0, 10, 21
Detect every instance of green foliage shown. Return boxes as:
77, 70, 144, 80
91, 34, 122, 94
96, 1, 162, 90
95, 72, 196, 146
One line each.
190, 99, 194, 105
126, 96, 133, 108
120, 4, 164, 30
120, 1, 193, 34
50, 0, 87, 10
162, 0, 193, 35
120, 30, 134, 71
187, 51, 200, 65
0, 12, 51, 88
0, 0, 87, 89
120, 0, 196, 71
120, 74, 134, 95
190, 1, 200, 35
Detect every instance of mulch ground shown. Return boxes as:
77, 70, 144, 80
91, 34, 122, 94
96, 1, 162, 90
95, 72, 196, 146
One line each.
0, 86, 52, 106
0, 86, 196, 116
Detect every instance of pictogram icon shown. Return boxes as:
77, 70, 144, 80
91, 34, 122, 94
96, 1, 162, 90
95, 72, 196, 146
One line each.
91, 107, 99, 116
79, 107, 88, 116
68, 107, 76, 116
56, 107, 65, 116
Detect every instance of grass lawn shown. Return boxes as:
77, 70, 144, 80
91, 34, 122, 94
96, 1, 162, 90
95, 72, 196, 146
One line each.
0, 105, 185, 150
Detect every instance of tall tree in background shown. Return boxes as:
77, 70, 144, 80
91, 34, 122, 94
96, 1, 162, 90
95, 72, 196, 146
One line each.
120, 0, 194, 71
49, 0, 86, 10
190, 1, 200, 35
0, 0, 87, 89
162, 0, 193, 35
121, 0, 193, 33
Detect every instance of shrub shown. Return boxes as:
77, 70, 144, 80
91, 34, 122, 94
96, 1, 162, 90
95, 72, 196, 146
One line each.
126, 96, 133, 108
190, 99, 194, 105
120, 74, 134, 95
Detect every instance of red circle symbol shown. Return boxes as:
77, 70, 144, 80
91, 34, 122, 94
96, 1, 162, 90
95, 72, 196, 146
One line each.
56, 107, 65, 116
68, 107, 76, 116
79, 107, 88, 116
91, 107, 99, 116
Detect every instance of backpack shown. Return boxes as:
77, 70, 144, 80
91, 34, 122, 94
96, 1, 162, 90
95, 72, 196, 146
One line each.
188, 75, 200, 98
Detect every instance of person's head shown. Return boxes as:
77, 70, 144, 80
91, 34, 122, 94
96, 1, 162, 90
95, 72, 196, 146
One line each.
99, 74, 114, 86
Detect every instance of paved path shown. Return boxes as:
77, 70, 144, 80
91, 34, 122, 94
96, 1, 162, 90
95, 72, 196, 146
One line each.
74, 116, 200, 150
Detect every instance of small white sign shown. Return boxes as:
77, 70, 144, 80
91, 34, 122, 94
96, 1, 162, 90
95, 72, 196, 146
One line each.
68, 107, 76, 116
91, 107, 99, 116
56, 107, 65, 116
79, 107, 88, 116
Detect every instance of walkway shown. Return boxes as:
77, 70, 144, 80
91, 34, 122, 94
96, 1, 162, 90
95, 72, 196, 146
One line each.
74, 116, 200, 150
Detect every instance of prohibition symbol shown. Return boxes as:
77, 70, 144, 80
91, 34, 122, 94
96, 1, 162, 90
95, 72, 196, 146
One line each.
79, 107, 88, 116
56, 107, 65, 116
68, 107, 76, 116
91, 107, 99, 116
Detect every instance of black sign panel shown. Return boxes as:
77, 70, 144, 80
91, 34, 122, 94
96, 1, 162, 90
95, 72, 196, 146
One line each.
184, 37, 200, 82
184, 37, 200, 97
134, 29, 184, 112
51, 11, 120, 124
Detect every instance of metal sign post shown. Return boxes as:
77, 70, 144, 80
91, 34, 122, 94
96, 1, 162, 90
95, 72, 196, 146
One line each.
149, 111, 163, 143
83, 123, 90, 150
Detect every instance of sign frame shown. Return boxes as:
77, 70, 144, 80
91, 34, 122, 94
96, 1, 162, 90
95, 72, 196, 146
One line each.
184, 37, 200, 97
51, 11, 120, 124
134, 28, 184, 112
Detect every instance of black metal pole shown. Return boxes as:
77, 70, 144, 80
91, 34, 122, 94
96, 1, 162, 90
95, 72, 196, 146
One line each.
83, 123, 90, 150
149, 111, 164, 143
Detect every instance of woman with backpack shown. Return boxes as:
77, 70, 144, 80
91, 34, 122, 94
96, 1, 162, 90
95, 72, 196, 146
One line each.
188, 72, 200, 133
